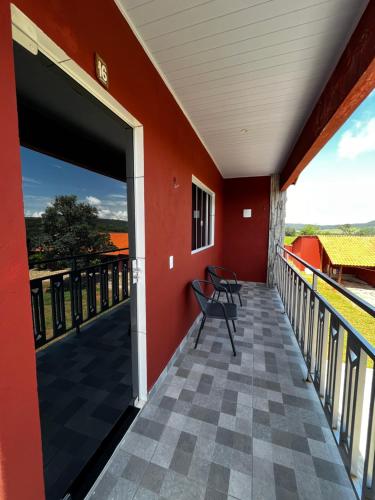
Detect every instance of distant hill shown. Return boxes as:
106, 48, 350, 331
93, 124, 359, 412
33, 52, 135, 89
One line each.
25, 217, 128, 247
286, 221, 375, 231
94, 218, 128, 233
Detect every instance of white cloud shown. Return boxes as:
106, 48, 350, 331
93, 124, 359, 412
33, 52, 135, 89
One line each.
86, 196, 101, 206
85, 195, 127, 220
112, 210, 127, 220
109, 194, 126, 199
98, 208, 127, 220
25, 210, 44, 217
98, 208, 111, 217
338, 118, 375, 159
22, 176, 41, 185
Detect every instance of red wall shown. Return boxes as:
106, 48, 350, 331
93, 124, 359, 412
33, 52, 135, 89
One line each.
11, 0, 226, 389
1, 2, 271, 498
1, 1, 224, 498
356, 268, 375, 287
222, 177, 271, 282
291, 236, 321, 270
0, 3, 45, 499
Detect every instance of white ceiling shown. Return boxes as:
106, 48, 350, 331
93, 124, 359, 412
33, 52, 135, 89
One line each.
116, 0, 368, 178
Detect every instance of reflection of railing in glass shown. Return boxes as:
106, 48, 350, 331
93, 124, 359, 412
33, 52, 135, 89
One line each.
29, 248, 130, 349
275, 244, 375, 500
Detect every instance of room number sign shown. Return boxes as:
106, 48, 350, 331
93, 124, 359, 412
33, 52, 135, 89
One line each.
95, 53, 109, 89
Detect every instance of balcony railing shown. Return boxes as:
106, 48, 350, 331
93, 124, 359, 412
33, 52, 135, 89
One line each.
274, 244, 375, 499
29, 248, 130, 349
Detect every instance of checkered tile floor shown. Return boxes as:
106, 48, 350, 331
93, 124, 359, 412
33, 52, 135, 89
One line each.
86, 283, 355, 500
37, 302, 132, 499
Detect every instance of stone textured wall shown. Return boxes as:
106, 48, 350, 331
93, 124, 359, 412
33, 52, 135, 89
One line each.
267, 174, 286, 286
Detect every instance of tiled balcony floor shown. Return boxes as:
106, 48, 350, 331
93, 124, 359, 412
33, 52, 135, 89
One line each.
86, 283, 355, 500
37, 302, 133, 499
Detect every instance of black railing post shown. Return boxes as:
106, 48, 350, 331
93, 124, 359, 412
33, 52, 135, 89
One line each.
30, 278, 47, 347
70, 269, 83, 335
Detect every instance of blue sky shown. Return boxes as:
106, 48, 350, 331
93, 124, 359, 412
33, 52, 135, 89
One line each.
286, 90, 375, 225
21, 148, 127, 220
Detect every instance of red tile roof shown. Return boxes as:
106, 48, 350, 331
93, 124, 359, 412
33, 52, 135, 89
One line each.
106, 233, 129, 255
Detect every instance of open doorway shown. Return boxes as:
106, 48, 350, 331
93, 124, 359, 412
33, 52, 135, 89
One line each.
14, 41, 140, 499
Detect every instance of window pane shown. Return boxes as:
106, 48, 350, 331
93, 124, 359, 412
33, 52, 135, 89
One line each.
192, 182, 214, 251
192, 183, 197, 250
201, 190, 207, 247
207, 194, 212, 245
196, 187, 202, 249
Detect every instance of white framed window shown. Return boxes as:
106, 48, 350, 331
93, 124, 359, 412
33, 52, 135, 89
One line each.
191, 176, 215, 253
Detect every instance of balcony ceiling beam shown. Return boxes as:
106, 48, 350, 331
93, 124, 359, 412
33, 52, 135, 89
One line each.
280, 1, 375, 191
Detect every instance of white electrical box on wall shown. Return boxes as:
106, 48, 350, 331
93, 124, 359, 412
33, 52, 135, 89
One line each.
243, 209, 252, 218
169, 256, 174, 269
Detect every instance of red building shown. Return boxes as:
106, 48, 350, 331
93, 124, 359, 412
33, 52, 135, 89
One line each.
285, 235, 322, 271
0, 1, 374, 499
287, 235, 375, 285
319, 235, 375, 285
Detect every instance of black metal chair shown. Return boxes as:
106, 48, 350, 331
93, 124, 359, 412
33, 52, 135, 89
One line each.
191, 280, 237, 356
207, 266, 243, 306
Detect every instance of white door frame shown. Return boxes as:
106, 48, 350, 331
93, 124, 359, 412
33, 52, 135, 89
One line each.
11, 4, 148, 404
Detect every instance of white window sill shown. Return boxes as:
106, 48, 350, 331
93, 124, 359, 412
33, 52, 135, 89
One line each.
191, 243, 214, 255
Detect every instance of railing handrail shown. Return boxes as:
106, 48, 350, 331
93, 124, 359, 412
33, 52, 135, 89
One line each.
30, 251, 130, 348
28, 247, 129, 266
278, 245, 375, 360
30, 254, 129, 283
277, 243, 375, 317
275, 244, 375, 499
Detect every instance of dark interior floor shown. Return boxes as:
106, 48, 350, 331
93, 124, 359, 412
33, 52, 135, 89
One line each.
36, 302, 133, 500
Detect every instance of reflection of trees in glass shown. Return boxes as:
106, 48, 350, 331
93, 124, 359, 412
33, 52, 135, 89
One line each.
32, 195, 115, 268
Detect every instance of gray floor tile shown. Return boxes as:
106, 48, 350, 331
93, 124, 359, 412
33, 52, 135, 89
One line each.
188, 454, 211, 485
160, 470, 205, 500
122, 455, 148, 483
132, 487, 158, 500
89, 471, 117, 499
177, 431, 197, 454
207, 463, 230, 494
273, 463, 298, 492
139, 463, 166, 494
204, 487, 227, 500
319, 478, 356, 500
85, 284, 357, 500
150, 443, 175, 469
109, 477, 138, 500
229, 469, 252, 500
169, 448, 193, 476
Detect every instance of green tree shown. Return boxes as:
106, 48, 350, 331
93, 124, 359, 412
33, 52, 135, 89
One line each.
339, 224, 356, 235
299, 224, 320, 235
40, 195, 114, 264
285, 227, 296, 236
357, 227, 375, 236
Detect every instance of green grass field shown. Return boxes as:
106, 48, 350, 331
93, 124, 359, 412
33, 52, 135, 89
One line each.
299, 271, 374, 365
284, 236, 297, 245
43, 286, 100, 339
